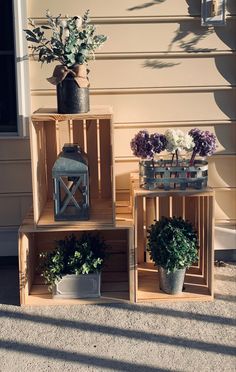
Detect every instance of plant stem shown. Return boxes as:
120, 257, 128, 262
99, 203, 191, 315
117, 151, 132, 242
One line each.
190, 151, 196, 166
175, 150, 179, 166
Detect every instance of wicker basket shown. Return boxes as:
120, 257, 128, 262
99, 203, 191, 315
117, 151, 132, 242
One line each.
139, 159, 208, 190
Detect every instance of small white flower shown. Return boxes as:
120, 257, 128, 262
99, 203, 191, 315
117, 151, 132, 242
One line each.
183, 133, 194, 151
64, 28, 70, 38
75, 16, 82, 29
60, 20, 67, 28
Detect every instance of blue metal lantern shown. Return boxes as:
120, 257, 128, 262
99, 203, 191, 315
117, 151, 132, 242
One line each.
52, 144, 89, 221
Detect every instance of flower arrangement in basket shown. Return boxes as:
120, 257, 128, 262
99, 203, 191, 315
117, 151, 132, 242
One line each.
130, 128, 217, 190
24, 10, 107, 114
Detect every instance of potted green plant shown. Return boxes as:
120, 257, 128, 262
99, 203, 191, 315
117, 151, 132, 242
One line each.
39, 233, 107, 298
147, 216, 199, 295
24, 10, 107, 114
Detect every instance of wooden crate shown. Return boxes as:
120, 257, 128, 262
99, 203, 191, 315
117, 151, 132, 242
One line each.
30, 106, 115, 228
132, 183, 215, 302
18, 219, 134, 306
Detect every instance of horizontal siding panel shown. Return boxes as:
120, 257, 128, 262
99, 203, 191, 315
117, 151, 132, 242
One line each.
114, 125, 236, 158
208, 157, 236, 188
31, 90, 236, 123
215, 226, 236, 250
215, 189, 236, 222
28, 0, 201, 18
30, 55, 236, 90
0, 138, 30, 161
26, 21, 236, 54
0, 194, 32, 226
28, 0, 236, 18
91, 21, 236, 54
0, 162, 32, 193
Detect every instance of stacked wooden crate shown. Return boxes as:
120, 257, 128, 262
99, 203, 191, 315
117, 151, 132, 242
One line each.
131, 173, 215, 302
18, 106, 214, 305
18, 106, 134, 305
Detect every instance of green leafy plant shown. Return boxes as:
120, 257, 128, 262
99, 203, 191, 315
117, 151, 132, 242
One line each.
147, 216, 198, 273
39, 233, 107, 289
24, 10, 107, 67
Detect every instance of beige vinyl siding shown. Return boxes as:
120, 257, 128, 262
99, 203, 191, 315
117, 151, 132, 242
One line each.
1, 0, 235, 255
0, 194, 32, 226
31, 91, 236, 123
30, 56, 236, 90
0, 139, 32, 254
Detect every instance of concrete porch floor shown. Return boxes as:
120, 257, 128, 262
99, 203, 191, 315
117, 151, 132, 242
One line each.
0, 263, 235, 371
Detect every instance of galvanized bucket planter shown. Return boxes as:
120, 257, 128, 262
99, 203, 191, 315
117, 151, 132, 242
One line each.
52, 273, 101, 299
158, 267, 186, 295
57, 77, 90, 114
139, 159, 208, 190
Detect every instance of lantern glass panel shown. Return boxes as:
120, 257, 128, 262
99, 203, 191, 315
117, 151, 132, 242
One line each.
52, 144, 89, 221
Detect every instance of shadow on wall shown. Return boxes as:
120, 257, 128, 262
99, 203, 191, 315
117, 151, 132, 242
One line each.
185, 0, 201, 15
214, 122, 236, 156
214, 90, 236, 122
143, 60, 180, 69
127, 0, 167, 11
168, 22, 215, 53
214, 55, 236, 86
226, 0, 236, 14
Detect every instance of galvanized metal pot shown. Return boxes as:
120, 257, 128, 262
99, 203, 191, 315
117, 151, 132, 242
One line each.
158, 266, 186, 294
52, 273, 101, 299
57, 76, 90, 114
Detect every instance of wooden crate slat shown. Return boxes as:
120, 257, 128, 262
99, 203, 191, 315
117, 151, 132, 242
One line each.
45, 121, 58, 200
99, 119, 112, 199
25, 292, 129, 306
159, 196, 171, 218
36, 200, 113, 228
172, 196, 184, 218
135, 196, 145, 264
72, 120, 85, 150
146, 198, 156, 263
208, 196, 214, 296
32, 106, 113, 121
128, 227, 135, 303
86, 119, 99, 199
204, 196, 210, 287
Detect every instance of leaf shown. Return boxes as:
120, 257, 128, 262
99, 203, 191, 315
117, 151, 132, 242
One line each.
24, 29, 37, 38
26, 36, 38, 43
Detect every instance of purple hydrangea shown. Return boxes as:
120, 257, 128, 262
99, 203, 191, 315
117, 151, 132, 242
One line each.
130, 131, 167, 159
130, 130, 153, 159
189, 128, 217, 163
150, 133, 167, 154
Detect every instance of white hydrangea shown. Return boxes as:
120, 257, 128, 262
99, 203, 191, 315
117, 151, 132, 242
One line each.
165, 129, 194, 154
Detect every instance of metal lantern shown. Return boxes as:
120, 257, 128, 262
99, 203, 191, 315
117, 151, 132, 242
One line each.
52, 144, 89, 221
201, 0, 226, 26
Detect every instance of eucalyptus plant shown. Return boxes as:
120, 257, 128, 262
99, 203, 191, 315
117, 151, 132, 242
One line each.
147, 216, 198, 273
24, 10, 107, 67
39, 233, 107, 289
